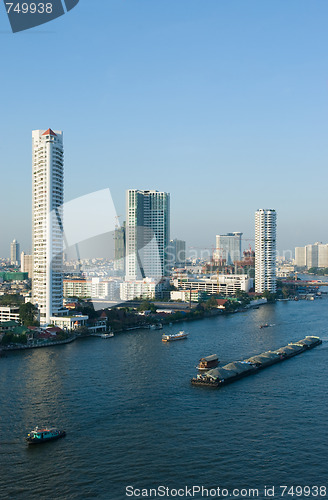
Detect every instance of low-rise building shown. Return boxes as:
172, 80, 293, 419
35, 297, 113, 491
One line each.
120, 278, 168, 301
0, 306, 20, 322
63, 278, 121, 301
49, 315, 89, 331
170, 290, 205, 302
0, 320, 20, 333
172, 274, 252, 296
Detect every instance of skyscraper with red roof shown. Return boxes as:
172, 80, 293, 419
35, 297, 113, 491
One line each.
32, 129, 64, 325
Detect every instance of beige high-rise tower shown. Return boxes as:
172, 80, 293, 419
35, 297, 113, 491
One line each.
32, 129, 64, 325
255, 209, 277, 293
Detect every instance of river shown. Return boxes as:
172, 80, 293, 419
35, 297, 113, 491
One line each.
0, 294, 327, 499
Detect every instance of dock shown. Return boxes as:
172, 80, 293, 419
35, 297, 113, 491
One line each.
191, 336, 322, 388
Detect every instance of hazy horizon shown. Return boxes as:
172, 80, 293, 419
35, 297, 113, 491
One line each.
1, 1, 327, 257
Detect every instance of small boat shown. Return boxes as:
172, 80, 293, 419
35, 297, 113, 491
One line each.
162, 331, 188, 342
100, 333, 114, 338
26, 427, 66, 445
260, 324, 270, 329
197, 354, 219, 370
150, 324, 163, 330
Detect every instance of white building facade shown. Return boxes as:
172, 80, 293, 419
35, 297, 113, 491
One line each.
120, 279, 160, 301
173, 274, 252, 296
295, 242, 328, 269
255, 209, 277, 293
125, 189, 170, 282
32, 129, 64, 325
63, 278, 121, 301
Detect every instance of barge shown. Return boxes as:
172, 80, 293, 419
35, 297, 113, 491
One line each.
191, 336, 322, 388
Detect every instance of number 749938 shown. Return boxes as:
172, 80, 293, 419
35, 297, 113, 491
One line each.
5, 2, 53, 14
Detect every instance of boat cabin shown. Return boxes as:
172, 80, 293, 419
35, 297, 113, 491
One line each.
198, 354, 219, 370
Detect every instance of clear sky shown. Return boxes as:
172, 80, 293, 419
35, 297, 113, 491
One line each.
1, 0, 327, 258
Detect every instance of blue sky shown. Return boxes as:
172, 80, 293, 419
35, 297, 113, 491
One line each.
1, 0, 328, 257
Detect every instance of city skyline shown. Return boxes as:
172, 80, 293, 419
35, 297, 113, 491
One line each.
1, 2, 328, 256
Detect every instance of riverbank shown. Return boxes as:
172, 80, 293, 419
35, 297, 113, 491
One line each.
2, 335, 76, 351
0, 302, 268, 350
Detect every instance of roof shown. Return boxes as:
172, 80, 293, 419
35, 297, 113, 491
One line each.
12, 326, 30, 335
45, 327, 63, 334
216, 299, 228, 306
42, 128, 57, 137
200, 354, 218, 362
0, 320, 19, 327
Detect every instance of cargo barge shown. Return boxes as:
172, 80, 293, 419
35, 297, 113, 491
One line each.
191, 336, 322, 388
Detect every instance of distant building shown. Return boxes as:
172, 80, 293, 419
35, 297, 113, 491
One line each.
32, 129, 64, 325
125, 189, 170, 281
0, 271, 28, 282
114, 222, 126, 273
167, 239, 186, 268
318, 244, 328, 268
21, 252, 33, 279
295, 247, 306, 267
295, 242, 328, 269
10, 239, 20, 265
214, 232, 242, 265
255, 209, 277, 293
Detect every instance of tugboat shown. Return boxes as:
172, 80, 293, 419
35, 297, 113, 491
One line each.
162, 331, 188, 342
26, 427, 66, 445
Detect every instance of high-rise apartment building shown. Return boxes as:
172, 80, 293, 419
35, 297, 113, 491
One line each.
21, 252, 33, 279
214, 232, 242, 265
255, 209, 277, 293
32, 129, 64, 325
295, 242, 328, 269
295, 247, 306, 267
125, 190, 170, 281
10, 239, 20, 265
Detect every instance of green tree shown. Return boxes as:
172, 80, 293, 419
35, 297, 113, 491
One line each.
281, 287, 291, 299
138, 300, 156, 313
234, 290, 251, 305
19, 302, 38, 326
204, 296, 218, 310
0, 294, 24, 306
262, 290, 277, 302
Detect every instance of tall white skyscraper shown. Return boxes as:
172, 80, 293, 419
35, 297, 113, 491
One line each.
10, 239, 20, 265
255, 209, 277, 293
125, 190, 170, 281
215, 232, 242, 265
32, 129, 64, 325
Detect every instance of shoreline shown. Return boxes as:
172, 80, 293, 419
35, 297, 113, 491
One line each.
1, 335, 76, 352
